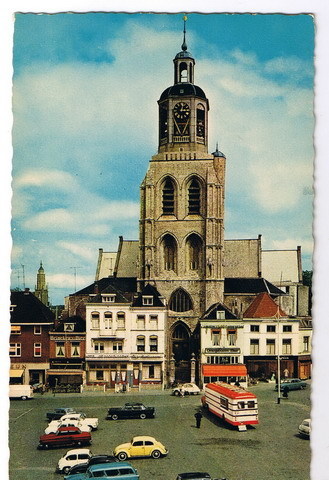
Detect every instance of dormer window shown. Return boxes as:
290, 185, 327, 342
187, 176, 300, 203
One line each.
142, 296, 153, 306
64, 323, 74, 332
216, 310, 225, 320
102, 294, 116, 303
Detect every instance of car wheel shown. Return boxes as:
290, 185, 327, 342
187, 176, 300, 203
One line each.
174, 390, 180, 396
21, 396, 27, 400
77, 441, 82, 447
151, 450, 161, 459
63, 467, 71, 474
140, 413, 147, 419
117, 452, 128, 461
112, 414, 119, 420
43, 444, 49, 449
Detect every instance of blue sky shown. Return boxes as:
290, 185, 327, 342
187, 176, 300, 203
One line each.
11, 12, 314, 305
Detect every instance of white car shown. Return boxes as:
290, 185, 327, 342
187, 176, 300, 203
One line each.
298, 418, 311, 438
60, 413, 98, 430
45, 419, 91, 434
56, 448, 92, 474
172, 383, 201, 396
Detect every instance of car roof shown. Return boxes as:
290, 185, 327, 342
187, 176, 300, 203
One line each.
64, 449, 91, 456
177, 473, 211, 479
132, 435, 156, 442
89, 462, 132, 471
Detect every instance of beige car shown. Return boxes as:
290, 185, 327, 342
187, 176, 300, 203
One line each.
114, 436, 168, 460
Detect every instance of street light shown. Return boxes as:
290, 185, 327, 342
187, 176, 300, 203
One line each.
275, 307, 282, 404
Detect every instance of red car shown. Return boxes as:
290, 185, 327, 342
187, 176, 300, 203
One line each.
38, 426, 91, 449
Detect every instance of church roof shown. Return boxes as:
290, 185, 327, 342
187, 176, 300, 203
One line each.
243, 292, 287, 318
10, 290, 55, 324
73, 277, 137, 297
159, 83, 207, 101
224, 277, 285, 296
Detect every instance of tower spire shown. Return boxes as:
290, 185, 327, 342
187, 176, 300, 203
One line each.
182, 14, 188, 51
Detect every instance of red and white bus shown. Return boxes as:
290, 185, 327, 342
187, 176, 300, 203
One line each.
201, 382, 259, 431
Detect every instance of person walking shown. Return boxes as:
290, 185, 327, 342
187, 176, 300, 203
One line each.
194, 410, 203, 428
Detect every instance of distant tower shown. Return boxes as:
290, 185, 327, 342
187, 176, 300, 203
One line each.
34, 262, 49, 306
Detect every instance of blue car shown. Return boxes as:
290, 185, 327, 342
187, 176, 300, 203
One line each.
275, 378, 307, 391
66, 462, 139, 480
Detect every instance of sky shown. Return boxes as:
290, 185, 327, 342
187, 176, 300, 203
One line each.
10, 11, 315, 305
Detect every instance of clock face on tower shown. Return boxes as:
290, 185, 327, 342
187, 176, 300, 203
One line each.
173, 102, 190, 137
173, 102, 190, 120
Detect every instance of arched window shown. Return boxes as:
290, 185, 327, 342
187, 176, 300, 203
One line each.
137, 336, 145, 352
150, 336, 158, 352
179, 62, 188, 82
162, 234, 177, 272
188, 178, 201, 214
169, 288, 193, 312
186, 234, 202, 270
104, 312, 112, 329
91, 312, 100, 329
196, 104, 205, 139
162, 177, 175, 214
117, 312, 125, 330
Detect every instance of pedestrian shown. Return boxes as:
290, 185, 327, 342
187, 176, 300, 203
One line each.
180, 387, 185, 397
283, 368, 289, 379
282, 386, 289, 398
194, 410, 203, 428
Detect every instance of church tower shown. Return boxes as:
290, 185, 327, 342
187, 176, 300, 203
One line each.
139, 19, 226, 377
34, 261, 49, 306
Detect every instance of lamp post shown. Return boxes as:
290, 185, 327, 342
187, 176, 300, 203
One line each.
275, 307, 281, 404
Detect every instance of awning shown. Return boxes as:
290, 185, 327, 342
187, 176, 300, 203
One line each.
202, 365, 247, 377
10, 369, 24, 378
47, 370, 83, 375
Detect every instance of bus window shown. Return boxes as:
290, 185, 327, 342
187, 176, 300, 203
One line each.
220, 397, 228, 410
237, 401, 245, 409
247, 401, 255, 408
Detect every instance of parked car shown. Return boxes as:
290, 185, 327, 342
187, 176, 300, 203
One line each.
64, 462, 89, 478
56, 449, 92, 474
38, 426, 91, 449
46, 408, 76, 421
63, 461, 139, 480
48, 413, 98, 431
106, 403, 155, 420
114, 436, 168, 460
46, 420, 91, 435
64, 456, 119, 479
298, 418, 311, 438
275, 379, 307, 391
172, 383, 201, 396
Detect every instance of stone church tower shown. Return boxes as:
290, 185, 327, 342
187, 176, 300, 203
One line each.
139, 21, 226, 377
34, 261, 49, 306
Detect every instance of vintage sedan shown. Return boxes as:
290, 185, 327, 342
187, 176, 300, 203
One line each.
172, 383, 201, 396
63, 462, 139, 480
46, 408, 76, 421
298, 418, 311, 438
114, 436, 168, 460
46, 419, 91, 435
49, 413, 98, 431
38, 426, 91, 449
106, 403, 155, 420
275, 378, 307, 391
56, 449, 92, 474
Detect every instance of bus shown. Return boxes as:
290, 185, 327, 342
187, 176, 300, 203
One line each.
201, 381, 258, 431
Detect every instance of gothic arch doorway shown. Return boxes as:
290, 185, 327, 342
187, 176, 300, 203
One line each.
171, 322, 191, 382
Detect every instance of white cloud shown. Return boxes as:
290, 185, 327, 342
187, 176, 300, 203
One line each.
47, 273, 92, 290
14, 169, 79, 190
271, 238, 314, 255
57, 241, 97, 261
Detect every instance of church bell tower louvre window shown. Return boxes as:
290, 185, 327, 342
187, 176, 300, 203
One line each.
188, 178, 201, 214
162, 234, 177, 272
162, 177, 175, 214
